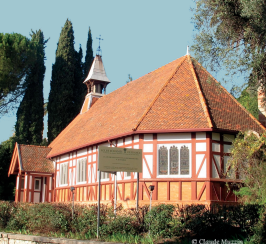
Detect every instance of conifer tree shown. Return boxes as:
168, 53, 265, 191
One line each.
74, 45, 86, 115
84, 27, 94, 77
15, 30, 46, 145
48, 19, 78, 143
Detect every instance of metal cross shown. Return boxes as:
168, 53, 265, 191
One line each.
96, 35, 104, 54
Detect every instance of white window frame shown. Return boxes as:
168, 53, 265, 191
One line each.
157, 143, 192, 178
60, 162, 68, 186
124, 171, 131, 179
77, 157, 87, 184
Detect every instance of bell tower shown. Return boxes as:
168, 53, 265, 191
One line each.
81, 37, 110, 113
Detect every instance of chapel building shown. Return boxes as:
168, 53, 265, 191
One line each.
8, 53, 265, 206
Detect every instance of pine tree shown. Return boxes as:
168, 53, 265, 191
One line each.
48, 19, 78, 143
15, 30, 46, 145
84, 27, 94, 78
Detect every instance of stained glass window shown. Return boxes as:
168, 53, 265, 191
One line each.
180, 146, 189, 175
170, 146, 179, 175
159, 146, 168, 175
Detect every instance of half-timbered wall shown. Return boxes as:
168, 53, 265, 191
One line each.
15, 173, 54, 203
54, 132, 237, 205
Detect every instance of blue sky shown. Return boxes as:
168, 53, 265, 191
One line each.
0, 0, 237, 143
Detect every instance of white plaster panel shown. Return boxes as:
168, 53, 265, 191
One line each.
224, 144, 232, 153
143, 159, 150, 178
143, 144, 153, 153
144, 155, 153, 177
88, 166, 91, 183
73, 159, 76, 166
157, 133, 191, 141
117, 172, 122, 180
117, 139, 123, 146
16, 176, 19, 189
223, 134, 235, 142
89, 147, 92, 153
126, 146, 132, 148
125, 136, 132, 145
29, 176, 32, 190
212, 143, 220, 152
25, 175, 28, 189
134, 144, 139, 149
69, 170, 72, 186
56, 172, 59, 187
144, 134, 153, 141
49, 177, 52, 190
73, 168, 76, 184
196, 154, 205, 174
196, 132, 206, 140
77, 148, 87, 156
196, 143, 206, 152
134, 135, 139, 142
212, 133, 220, 141
92, 164, 96, 183
198, 159, 206, 178
57, 164, 59, 170
99, 142, 109, 147
60, 154, 69, 162
93, 146, 96, 152
89, 155, 92, 163
133, 172, 137, 179
93, 154, 96, 161
70, 160, 72, 167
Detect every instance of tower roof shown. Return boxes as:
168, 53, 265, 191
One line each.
48, 55, 265, 158
84, 55, 110, 84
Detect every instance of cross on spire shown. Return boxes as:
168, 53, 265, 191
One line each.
96, 35, 103, 56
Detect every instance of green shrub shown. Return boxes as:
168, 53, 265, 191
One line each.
0, 201, 12, 229
144, 204, 175, 238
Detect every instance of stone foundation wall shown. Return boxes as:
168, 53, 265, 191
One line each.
0, 233, 116, 244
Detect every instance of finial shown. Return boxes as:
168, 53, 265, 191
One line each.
96, 35, 104, 56
187, 45, 190, 55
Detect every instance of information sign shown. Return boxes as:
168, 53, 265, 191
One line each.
98, 146, 142, 172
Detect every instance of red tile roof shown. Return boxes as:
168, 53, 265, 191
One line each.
19, 144, 54, 173
47, 55, 265, 158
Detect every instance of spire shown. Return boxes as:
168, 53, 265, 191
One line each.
81, 54, 110, 113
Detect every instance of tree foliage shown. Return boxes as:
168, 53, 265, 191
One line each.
227, 131, 266, 205
84, 27, 94, 78
0, 136, 16, 200
48, 19, 85, 143
234, 85, 258, 119
15, 30, 47, 145
191, 0, 266, 90
0, 33, 37, 116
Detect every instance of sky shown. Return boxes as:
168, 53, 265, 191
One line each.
0, 0, 237, 144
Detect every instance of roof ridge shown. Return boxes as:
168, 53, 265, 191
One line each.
20, 144, 51, 149
133, 56, 187, 131
188, 56, 213, 128
191, 57, 266, 131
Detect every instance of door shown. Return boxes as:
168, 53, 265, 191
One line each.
33, 178, 41, 203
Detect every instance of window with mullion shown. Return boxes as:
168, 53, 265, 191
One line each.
158, 144, 190, 177
77, 158, 87, 183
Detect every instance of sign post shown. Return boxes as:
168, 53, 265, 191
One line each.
97, 146, 142, 239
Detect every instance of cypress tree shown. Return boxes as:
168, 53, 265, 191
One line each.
48, 19, 77, 143
74, 45, 86, 115
15, 30, 46, 145
84, 27, 94, 77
